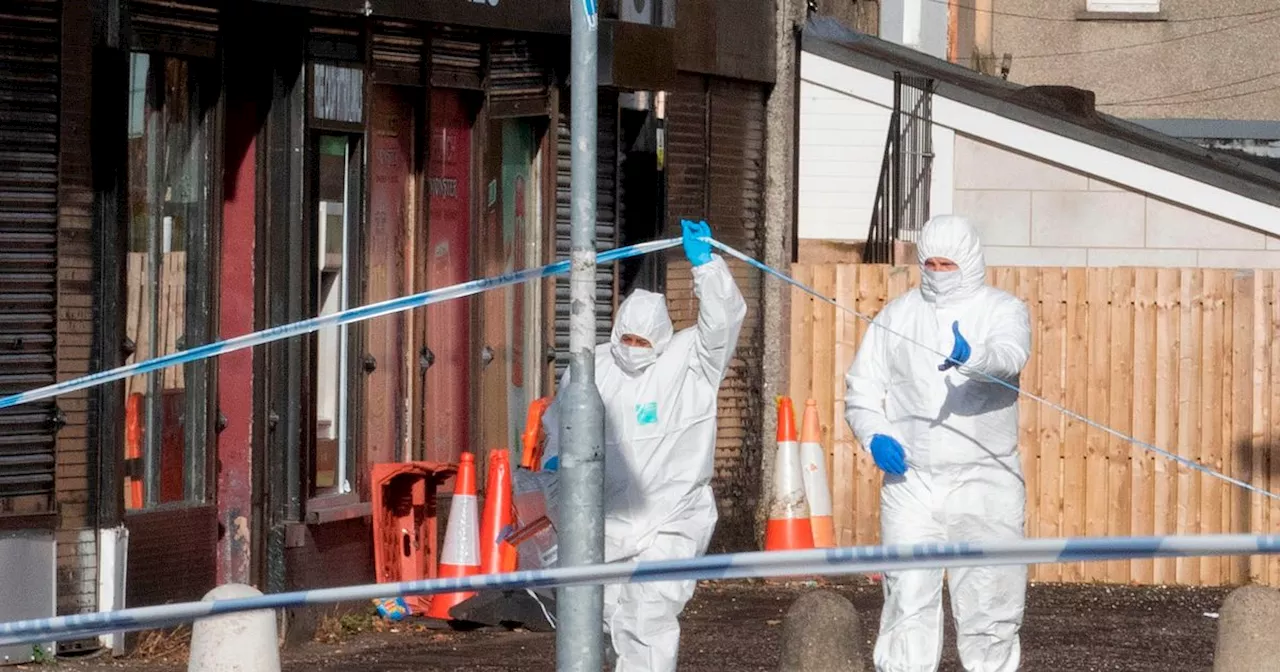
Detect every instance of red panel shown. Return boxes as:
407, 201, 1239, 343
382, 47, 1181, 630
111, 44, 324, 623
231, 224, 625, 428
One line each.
424, 90, 473, 465
216, 92, 256, 585
365, 86, 412, 475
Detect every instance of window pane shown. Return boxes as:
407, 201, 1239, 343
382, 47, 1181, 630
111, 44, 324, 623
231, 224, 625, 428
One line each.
122, 53, 210, 510
124, 52, 157, 511
314, 134, 353, 496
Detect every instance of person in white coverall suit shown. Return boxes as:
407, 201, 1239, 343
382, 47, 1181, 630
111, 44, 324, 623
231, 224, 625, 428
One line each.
539, 219, 747, 672
844, 215, 1031, 672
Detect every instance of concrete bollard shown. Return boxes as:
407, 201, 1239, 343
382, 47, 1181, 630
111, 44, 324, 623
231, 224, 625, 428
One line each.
1213, 584, 1280, 672
777, 589, 865, 672
188, 584, 281, 672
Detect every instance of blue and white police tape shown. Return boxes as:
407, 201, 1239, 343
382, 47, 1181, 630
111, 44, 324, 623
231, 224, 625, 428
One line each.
706, 238, 1280, 502
2, 533, 1277, 646
0, 237, 683, 411
3, 233, 1278, 501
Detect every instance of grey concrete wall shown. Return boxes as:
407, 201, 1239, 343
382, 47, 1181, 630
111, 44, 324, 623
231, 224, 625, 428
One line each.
759, 0, 807, 547
990, 0, 1280, 121
953, 135, 1280, 268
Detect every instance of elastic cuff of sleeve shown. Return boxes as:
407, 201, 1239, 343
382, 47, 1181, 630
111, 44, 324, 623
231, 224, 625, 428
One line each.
690, 254, 724, 275
956, 344, 987, 378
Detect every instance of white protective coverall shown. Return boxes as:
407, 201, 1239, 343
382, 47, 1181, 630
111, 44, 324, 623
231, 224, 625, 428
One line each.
844, 215, 1031, 672
540, 255, 746, 672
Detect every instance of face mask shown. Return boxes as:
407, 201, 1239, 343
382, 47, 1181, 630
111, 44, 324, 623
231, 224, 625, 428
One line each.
613, 344, 657, 374
921, 268, 963, 302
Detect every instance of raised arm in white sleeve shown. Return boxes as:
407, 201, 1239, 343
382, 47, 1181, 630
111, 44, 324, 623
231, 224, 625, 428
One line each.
690, 255, 747, 384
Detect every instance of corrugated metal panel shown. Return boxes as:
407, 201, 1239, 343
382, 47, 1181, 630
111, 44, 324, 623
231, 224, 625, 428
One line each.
487, 37, 550, 117
0, 0, 59, 502
125, 506, 217, 607
430, 26, 484, 90
553, 93, 618, 381
372, 20, 424, 83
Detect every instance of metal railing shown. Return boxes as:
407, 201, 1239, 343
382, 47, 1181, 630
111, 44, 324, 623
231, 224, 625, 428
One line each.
865, 72, 935, 264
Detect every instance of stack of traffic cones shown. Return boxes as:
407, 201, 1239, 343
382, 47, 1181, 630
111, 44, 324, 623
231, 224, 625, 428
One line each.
426, 452, 481, 621
765, 397, 814, 551
800, 400, 835, 548
480, 448, 518, 574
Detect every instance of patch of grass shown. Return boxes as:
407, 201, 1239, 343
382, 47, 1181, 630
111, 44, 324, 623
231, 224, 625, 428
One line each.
314, 606, 377, 644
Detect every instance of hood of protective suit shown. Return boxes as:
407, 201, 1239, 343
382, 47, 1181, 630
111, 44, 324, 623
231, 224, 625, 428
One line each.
610, 289, 674, 374
916, 215, 986, 305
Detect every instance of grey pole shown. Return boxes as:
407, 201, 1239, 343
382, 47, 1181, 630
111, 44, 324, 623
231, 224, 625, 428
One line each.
557, 0, 605, 670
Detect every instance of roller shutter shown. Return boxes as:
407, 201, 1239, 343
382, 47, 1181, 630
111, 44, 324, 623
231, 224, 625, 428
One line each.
430, 26, 484, 90
129, 0, 219, 57
553, 92, 618, 381
372, 20, 425, 86
0, 0, 60, 504
487, 37, 551, 118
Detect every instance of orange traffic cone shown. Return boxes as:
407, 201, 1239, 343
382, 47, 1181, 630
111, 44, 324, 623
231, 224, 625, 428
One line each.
479, 448, 515, 574
765, 397, 814, 551
520, 397, 553, 471
800, 400, 835, 548
427, 452, 481, 620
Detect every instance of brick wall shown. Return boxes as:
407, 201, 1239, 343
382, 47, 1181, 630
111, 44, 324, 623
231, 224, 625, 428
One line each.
665, 74, 767, 552
56, 0, 98, 617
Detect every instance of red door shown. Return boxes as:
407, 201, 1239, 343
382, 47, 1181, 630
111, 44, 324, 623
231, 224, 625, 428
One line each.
424, 90, 473, 464
365, 85, 413, 473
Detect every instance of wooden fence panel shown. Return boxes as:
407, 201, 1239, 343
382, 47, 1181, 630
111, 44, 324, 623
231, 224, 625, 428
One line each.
1084, 268, 1111, 583
788, 264, 1280, 587
1062, 268, 1089, 583
1131, 269, 1157, 584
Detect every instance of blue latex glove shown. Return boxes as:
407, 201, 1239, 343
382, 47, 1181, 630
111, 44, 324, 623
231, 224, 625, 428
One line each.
681, 219, 714, 267
938, 321, 971, 371
869, 434, 908, 475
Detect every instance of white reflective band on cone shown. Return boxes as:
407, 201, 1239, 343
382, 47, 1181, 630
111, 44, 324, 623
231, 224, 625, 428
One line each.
800, 442, 833, 517
441, 495, 480, 566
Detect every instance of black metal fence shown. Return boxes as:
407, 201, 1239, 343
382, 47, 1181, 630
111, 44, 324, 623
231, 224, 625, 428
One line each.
864, 72, 935, 264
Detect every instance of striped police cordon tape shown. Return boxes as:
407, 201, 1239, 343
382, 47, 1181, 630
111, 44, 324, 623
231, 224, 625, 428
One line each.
4, 234, 1278, 502
2, 533, 1278, 646
0, 238, 683, 411
5, 233, 1277, 501
707, 239, 1280, 502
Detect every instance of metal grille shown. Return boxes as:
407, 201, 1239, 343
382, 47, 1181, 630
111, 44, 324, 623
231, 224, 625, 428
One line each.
308, 10, 362, 63
430, 26, 484, 90
129, 0, 219, 55
487, 38, 550, 117
553, 93, 619, 382
372, 20, 424, 82
865, 72, 934, 264
0, 0, 60, 503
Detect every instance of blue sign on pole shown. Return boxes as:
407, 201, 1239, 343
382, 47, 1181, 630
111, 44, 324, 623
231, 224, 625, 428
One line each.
583, 0, 598, 29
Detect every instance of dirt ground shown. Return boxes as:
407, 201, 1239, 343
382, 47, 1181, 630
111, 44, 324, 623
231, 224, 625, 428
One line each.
53, 580, 1230, 671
